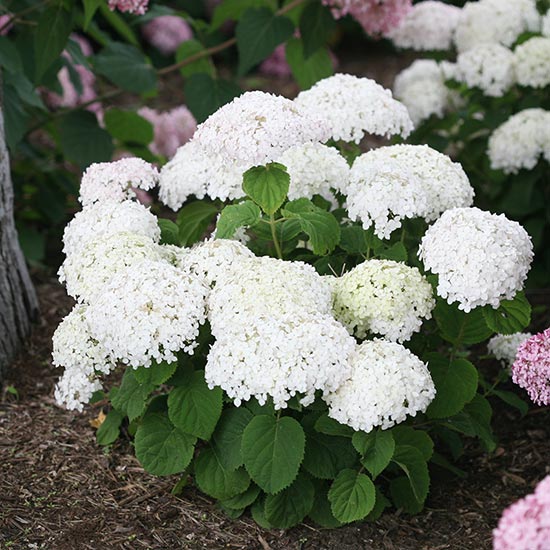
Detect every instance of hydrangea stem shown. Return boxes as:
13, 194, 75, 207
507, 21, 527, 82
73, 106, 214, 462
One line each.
269, 214, 283, 259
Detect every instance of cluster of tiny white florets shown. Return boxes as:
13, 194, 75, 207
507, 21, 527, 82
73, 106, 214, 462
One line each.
295, 73, 413, 143
456, 44, 515, 97
419, 207, 533, 312
61, 200, 160, 256
393, 60, 453, 125
206, 256, 354, 408
513, 37, 550, 89
387, 1, 462, 51
193, 91, 330, 167
52, 305, 117, 411
277, 143, 350, 200
488, 109, 550, 173
325, 339, 436, 432
346, 145, 474, 238
79, 158, 159, 206
85, 260, 207, 368
543, 10, 550, 36
330, 260, 435, 342
488, 332, 533, 369
454, 0, 540, 53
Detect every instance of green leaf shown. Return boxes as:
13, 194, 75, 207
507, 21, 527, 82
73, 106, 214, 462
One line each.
177, 201, 219, 246
299, 1, 335, 58
390, 476, 424, 514
212, 407, 253, 471
94, 42, 157, 93
195, 447, 250, 500
265, 475, 315, 528
158, 219, 181, 246
314, 413, 354, 438
104, 109, 154, 145
111, 368, 155, 421
392, 445, 430, 503
2, 80, 28, 149
222, 484, 261, 509
175, 39, 215, 78
434, 301, 493, 345
302, 432, 357, 479
250, 498, 272, 528
83, 0, 102, 30
168, 370, 223, 440
352, 430, 395, 479
430, 452, 467, 478
241, 415, 305, 494
58, 111, 114, 168
366, 487, 391, 521
482, 293, 531, 335
34, 6, 73, 81
134, 360, 177, 386
135, 412, 196, 476
243, 163, 289, 216
491, 389, 528, 417
285, 38, 333, 90
96, 409, 124, 446
379, 242, 408, 262
0, 37, 22, 73
98, 4, 139, 46
211, 0, 275, 29
308, 483, 343, 527
328, 469, 376, 524
236, 8, 295, 75
184, 73, 242, 123
339, 226, 383, 255
426, 354, 478, 419
392, 427, 434, 461
216, 201, 260, 239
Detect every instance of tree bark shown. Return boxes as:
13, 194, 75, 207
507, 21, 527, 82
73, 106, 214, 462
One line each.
0, 78, 39, 380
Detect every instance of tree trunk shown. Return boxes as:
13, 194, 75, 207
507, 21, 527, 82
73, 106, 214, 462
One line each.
0, 79, 39, 380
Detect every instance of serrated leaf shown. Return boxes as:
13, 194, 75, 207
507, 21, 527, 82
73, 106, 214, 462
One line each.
314, 413, 354, 438
328, 469, 376, 524
391, 427, 434, 461
483, 293, 531, 335
426, 353, 478, 419
308, 483, 343, 528
222, 484, 261, 510
434, 301, 493, 345
265, 475, 315, 528
392, 445, 429, 503
251, 498, 272, 528
302, 432, 357, 479
299, 1, 335, 58
211, 407, 254, 470
158, 219, 181, 246
285, 38, 333, 90
366, 487, 391, 521
352, 430, 395, 478
195, 447, 250, 500
96, 409, 124, 446
175, 39, 215, 78
112, 368, 155, 421
134, 360, 177, 386
390, 476, 424, 514
241, 415, 305, 494
216, 201, 260, 239
243, 163, 289, 216
104, 109, 154, 145
135, 412, 196, 476
168, 370, 223, 440
177, 201, 219, 246
236, 8, 294, 75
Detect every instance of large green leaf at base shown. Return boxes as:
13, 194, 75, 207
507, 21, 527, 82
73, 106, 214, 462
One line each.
264, 475, 315, 528
243, 163, 289, 216
352, 430, 395, 479
212, 407, 254, 471
302, 432, 357, 479
391, 445, 430, 503
434, 301, 492, 345
328, 469, 376, 524
111, 368, 155, 421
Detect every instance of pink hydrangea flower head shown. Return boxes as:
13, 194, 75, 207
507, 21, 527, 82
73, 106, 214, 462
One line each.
108, 0, 149, 15
141, 15, 193, 55
512, 328, 550, 406
259, 44, 292, 78
0, 14, 13, 35
138, 106, 197, 158
493, 476, 550, 550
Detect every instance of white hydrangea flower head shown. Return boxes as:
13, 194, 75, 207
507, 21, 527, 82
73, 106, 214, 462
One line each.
393, 60, 451, 125
346, 145, 474, 238
419, 207, 534, 312
542, 10, 550, 36
206, 314, 355, 409
295, 73, 413, 143
79, 158, 159, 206
277, 143, 350, 199
488, 332, 533, 369
387, 1, 462, 51
86, 260, 208, 368
53, 305, 117, 411
331, 259, 435, 342
455, 0, 540, 53
487, 109, 550, 173
456, 43, 516, 97
193, 91, 330, 166
62, 200, 160, 256
325, 339, 436, 432
59, 233, 165, 302
514, 37, 550, 88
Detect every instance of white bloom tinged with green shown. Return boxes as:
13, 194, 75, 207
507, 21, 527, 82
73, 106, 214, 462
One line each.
295, 73, 413, 143
513, 37, 550, 88
488, 332, 533, 369
331, 260, 435, 342
419, 207, 533, 312
325, 339, 436, 432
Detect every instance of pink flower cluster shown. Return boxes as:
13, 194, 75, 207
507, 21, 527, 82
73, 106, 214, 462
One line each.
512, 328, 550, 406
138, 106, 197, 158
259, 44, 292, 78
324, 0, 412, 35
0, 14, 12, 35
493, 476, 550, 550
141, 15, 193, 55
108, 0, 149, 15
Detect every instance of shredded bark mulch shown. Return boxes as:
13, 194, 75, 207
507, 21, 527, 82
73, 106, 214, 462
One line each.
1, 280, 549, 550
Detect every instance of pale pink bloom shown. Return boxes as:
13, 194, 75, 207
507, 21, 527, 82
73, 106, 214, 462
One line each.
0, 14, 13, 35
138, 106, 197, 159
512, 328, 550, 406
108, 0, 149, 15
493, 476, 550, 550
141, 15, 193, 55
